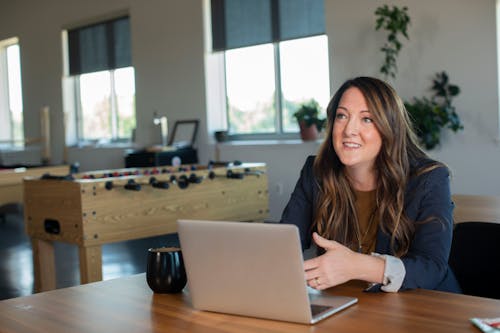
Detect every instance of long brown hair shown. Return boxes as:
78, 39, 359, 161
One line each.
313, 77, 440, 257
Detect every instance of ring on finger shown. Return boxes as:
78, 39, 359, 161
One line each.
315, 277, 320, 286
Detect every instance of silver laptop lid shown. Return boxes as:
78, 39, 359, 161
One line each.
177, 220, 314, 323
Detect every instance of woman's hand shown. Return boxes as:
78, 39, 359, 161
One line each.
304, 232, 385, 290
303, 232, 359, 290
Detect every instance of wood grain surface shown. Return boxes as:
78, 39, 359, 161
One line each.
452, 194, 500, 224
0, 274, 498, 333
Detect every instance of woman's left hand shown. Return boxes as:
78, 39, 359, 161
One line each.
303, 232, 359, 290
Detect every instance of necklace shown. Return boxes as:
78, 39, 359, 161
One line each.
356, 209, 377, 253
353, 189, 378, 253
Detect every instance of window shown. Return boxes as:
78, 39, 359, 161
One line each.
64, 16, 135, 143
0, 37, 24, 147
225, 36, 330, 135
76, 67, 135, 141
211, 0, 329, 137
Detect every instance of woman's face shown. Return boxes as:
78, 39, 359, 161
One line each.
332, 87, 382, 172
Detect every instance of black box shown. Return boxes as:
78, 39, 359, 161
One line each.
124, 147, 198, 168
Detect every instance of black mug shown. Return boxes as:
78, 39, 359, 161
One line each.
146, 247, 187, 293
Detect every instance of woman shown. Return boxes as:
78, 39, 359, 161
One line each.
280, 77, 461, 293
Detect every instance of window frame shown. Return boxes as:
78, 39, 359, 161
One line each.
0, 37, 24, 148
222, 35, 329, 141
63, 14, 135, 145
72, 67, 134, 144
210, 0, 328, 141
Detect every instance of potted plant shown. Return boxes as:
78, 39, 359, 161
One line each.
405, 71, 464, 149
293, 99, 326, 141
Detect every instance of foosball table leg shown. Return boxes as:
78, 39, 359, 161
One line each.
32, 239, 56, 292
78, 245, 103, 284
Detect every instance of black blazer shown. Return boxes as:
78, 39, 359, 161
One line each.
280, 155, 461, 293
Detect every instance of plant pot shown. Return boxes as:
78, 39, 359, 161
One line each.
299, 122, 319, 141
214, 130, 228, 142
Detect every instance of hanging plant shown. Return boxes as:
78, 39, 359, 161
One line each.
375, 5, 411, 79
405, 71, 464, 150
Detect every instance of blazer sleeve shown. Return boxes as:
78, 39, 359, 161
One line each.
279, 156, 317, 250
399, 166, 455, 290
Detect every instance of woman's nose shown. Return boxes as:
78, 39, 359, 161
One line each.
344, 118, 359, 136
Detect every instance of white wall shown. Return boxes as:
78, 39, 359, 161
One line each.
1, 0, 499, 222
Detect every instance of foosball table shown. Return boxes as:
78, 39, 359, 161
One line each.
0, 164, 72, 207
23, 162, 269, 292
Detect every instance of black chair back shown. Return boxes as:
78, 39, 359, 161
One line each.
449, 222, 500, 299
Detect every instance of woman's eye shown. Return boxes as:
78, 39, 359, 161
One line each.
335, 113, 347, 120
362, 117, 373, 123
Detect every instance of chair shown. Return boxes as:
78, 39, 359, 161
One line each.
449, 222, 500, 299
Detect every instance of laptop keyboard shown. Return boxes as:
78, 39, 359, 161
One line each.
311, 304, 333, 316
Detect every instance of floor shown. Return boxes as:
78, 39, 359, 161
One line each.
0, 211, 180, 300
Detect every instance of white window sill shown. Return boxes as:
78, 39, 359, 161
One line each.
68, 142, 139, 150
214, 138, 323, 146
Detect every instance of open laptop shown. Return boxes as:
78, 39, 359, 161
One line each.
177, 219, 358, 324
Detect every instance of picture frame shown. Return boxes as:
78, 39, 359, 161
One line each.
168, 119, 199, 148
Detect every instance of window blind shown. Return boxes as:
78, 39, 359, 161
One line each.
68, 16, 131, 75
211, 0, 325, 51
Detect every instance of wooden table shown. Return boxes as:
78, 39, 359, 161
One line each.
0, 274, 498, 333
0, 165, 69, 207
452, 194, 500, 224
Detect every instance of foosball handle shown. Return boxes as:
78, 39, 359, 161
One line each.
124, 180, 141, 191
244, 168, 264, 177
41, 173, 75, 181
105, 181, 113, 190
70, 162, 80, 174
152, 181, 170, 189
226, 170, 244, 179
188, 173, 203, 184
177, 177, 189, 189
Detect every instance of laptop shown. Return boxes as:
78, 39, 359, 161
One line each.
177, 219, 358, 324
